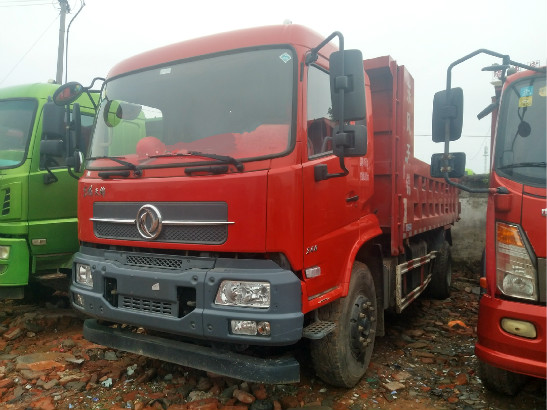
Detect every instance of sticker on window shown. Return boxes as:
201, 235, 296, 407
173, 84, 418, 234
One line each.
160, 67, 172, 75
519, 96, 533, 108
520, 86, 533, 97
279, 53, 292, 63
539, 86, 546, 97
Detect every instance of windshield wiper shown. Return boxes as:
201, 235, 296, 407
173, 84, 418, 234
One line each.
498, 162, 546, 169
87, 156, 142, 177
149, 151, 244, 172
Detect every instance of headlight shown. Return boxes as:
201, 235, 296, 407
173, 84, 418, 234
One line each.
0, 245, 10, 260
215, 280, 270, 308
75, 263, 93, 287
496, 222, 537, 301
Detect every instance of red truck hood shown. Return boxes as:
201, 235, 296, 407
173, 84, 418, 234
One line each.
78, 170, 268, 252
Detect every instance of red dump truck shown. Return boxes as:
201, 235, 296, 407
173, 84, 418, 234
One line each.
63, 24, 459, 387
430, 51, 545, 395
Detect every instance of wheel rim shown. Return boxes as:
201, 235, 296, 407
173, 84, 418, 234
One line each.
349, 294, 375, 361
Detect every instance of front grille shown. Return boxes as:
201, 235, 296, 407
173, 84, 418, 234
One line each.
94, 222, 227, 244
122, 296, 173, 316
2, 188, 10, 215
93, 201, 229, 244
126, 255, 185, 270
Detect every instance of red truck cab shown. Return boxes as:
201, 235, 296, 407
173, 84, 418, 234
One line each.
476, 68, 546, 394
430, 52, 546, 395
67, 25, 459, 387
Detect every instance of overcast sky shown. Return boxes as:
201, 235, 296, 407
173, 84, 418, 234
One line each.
1, 0, 545, 173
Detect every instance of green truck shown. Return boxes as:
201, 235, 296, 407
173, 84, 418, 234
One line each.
0, 82, 97, 299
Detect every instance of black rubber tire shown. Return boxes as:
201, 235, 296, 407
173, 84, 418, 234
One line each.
310, 262, 377, 387
478, 359, 528, 396
428, 240, 452, 299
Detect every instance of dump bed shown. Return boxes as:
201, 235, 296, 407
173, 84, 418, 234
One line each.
365, 56, 460, 256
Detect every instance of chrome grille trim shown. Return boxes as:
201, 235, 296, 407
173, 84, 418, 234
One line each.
92, 202, 230, 244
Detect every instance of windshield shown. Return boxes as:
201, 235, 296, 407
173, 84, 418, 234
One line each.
89, 48, 295, 166
494, 74, 546, 187
0, 99, 37, 168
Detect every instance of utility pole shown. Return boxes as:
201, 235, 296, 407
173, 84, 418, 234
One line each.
56, 0, 70, 84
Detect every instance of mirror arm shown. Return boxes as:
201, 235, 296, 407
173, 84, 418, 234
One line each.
306, 31, 344, 65
43, 165, 58, 185
441, 173, 507, 194
67, 166, 79, 180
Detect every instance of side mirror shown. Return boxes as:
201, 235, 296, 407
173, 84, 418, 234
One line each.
52, 82, 84, 106
40, 139, 65, 157
42, 102, 65, 138
104, 100, 142, 127
67, 151, 84, 173
333, 124, 367, 157
430, 152, 466, 178
432, 88, 464, 142
330, 49, 366, 122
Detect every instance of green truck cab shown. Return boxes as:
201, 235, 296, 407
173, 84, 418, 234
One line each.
0, 82, 97, 299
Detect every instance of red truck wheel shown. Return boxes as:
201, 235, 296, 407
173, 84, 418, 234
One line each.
428, 240, 452, 299
310, 262, 377, 387
478, 360, 528, 396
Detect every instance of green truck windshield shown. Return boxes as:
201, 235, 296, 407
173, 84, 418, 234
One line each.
90, 48, 295, 164
0, 99, 37, 168
495, 75, 546, 187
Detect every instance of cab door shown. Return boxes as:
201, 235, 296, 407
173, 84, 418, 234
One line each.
27, 105, 94, 270
302, 64, 365, 300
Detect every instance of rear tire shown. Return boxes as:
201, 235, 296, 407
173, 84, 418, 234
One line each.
310, 262, 377, 387
478, 360, 528, 396
428, 240, 452, 299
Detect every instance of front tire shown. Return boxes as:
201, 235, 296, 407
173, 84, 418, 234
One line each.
478, 360, 528, 396
310, 262, 377, 387
428, 240, 452, 299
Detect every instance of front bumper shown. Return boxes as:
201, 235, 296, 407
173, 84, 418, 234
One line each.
0, 237, 30, 297
475, 294, 546, 379
70, 246, 303, 347
83, 318, 300, 383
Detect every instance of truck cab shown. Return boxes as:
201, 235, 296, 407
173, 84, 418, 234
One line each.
476, 68, 546, 394
0, 83, 96, 299
430, 51, 546, 395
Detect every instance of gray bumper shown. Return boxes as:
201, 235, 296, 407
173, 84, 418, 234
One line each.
70, 246, 303, 346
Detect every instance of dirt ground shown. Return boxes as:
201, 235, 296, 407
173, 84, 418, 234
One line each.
0, 268, 545, 410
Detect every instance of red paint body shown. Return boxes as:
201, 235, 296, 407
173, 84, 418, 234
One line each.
476, 69, 546, 379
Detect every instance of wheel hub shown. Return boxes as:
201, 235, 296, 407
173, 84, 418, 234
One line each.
349, 295, 375, 360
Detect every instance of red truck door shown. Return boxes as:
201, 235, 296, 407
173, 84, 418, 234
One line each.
301, 64, 364, 300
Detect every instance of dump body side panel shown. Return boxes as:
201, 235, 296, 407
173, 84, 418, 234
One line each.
366, 56, 459, 257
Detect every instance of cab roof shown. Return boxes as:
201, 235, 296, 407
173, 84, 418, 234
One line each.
108, 24, 338, 79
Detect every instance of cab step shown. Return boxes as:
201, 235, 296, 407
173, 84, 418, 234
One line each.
303, 320, 336, 340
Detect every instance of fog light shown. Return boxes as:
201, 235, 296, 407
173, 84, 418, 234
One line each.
76, 263, 93, 287
501, 318, 537, 339
0, 246, 10, 260
257, 321, 271, 336
73, 293, 84, 307
231, 320, 258, 335
215, 281, 270, 308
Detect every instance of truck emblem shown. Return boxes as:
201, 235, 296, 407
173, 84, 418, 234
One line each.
152, 283, 160, 291
136, 204, 163, 239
